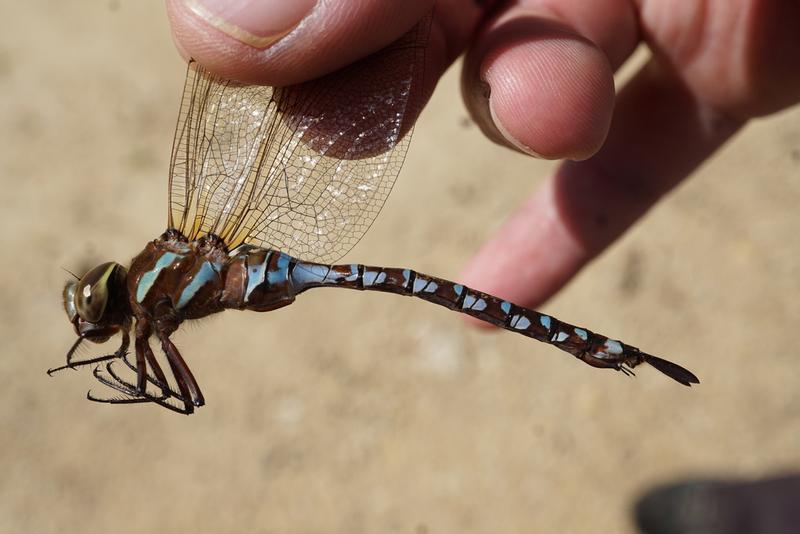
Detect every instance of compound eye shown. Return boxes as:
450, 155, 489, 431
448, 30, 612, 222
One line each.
75, 262, 118, 323
63, 280, 78, 322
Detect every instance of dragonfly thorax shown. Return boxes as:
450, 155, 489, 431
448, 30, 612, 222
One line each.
64, 261, 130, 343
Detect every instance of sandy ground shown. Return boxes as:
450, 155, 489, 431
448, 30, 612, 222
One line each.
1, 3, 799, 533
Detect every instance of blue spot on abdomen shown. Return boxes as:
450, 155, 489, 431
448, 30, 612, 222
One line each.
267, 253, 292, 285
244, 252, 270, 303
290, 263, 330, 287
363, 270, 386, 286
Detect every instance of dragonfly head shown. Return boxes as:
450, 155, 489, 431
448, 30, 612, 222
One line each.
64, 262, 130, 343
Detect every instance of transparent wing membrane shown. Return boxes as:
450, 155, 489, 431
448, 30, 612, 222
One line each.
168, 17, 430, 262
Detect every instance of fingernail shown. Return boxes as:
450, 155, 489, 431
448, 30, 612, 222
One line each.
185, 0, 317, 49
482, 76, 544, 158
464, 66, 544, 158
488, 98, 544, 158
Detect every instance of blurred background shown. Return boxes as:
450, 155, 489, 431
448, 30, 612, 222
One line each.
1, 2, 799, 533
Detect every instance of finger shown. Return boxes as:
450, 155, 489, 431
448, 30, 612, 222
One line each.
460, 58, 744, 316
166, 0, 487, 86
462, 0, 639, 160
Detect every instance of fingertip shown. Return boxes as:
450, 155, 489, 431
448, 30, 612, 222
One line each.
485, 37, 615, 160
463, 16, 616, 160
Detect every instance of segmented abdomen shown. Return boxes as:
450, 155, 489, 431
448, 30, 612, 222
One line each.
223, 251, 700, 383
287, 261, 632, 366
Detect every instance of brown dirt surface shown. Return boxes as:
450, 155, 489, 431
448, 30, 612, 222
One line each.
1, 3, 798, 533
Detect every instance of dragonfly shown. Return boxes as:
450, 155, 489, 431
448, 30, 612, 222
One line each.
50, 19, 698, 415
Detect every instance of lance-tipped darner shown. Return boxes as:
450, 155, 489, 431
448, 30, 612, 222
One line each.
50, 18, 698, 414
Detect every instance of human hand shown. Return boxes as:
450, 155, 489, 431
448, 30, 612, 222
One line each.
167, 0, 800, 312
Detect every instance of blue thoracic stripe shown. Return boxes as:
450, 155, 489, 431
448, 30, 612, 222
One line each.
136, 252, 182, 303
244, 251, 270, 303
177, 260, 221, 309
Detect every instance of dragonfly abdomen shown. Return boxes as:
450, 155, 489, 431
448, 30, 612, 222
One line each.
222, 251, 696, 385
289, 260, 638, 369
221, 247, 296, 312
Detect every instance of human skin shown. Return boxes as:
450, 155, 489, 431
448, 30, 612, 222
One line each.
166, 0, 800, 318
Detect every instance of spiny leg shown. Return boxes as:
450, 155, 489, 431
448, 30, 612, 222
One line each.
64, 337, 83, 367
160, 335, 205, 408
97, 332, 198, 414
128, 320, 194, 412
86, 393, 156, 405
106, 360, 167, 401
48, 352, 117, 376
132, 334, 176, 397
87, 387, 192, 415
47, 331, 130, 376
140, 337, 171, 392
90, 362, 141, 397
135, 334, 146, 394
87, 364, 150, 403
158, 343, 194, 411
106, 339, 192, 412
87, 362, 192, 415
106, 361, 192, 414
119, 350, 184, 400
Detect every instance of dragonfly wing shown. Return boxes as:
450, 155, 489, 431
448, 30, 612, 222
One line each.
168, 62, 278, 244
168, 16, 430, 263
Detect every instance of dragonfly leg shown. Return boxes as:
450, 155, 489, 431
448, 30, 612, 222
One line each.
159, 334, 205, 409
135, 319, 198, 412
119, 346, 183, 400
65, 337, 83, 367
47, 330, 130, 376
71, 320, 196, 414
134, 334, 146, 394
88, 362, 193, 415
140, 338, 170, 391
104, 361, 172, 404
133, 332, 174, 397
91, 361, 146, 397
